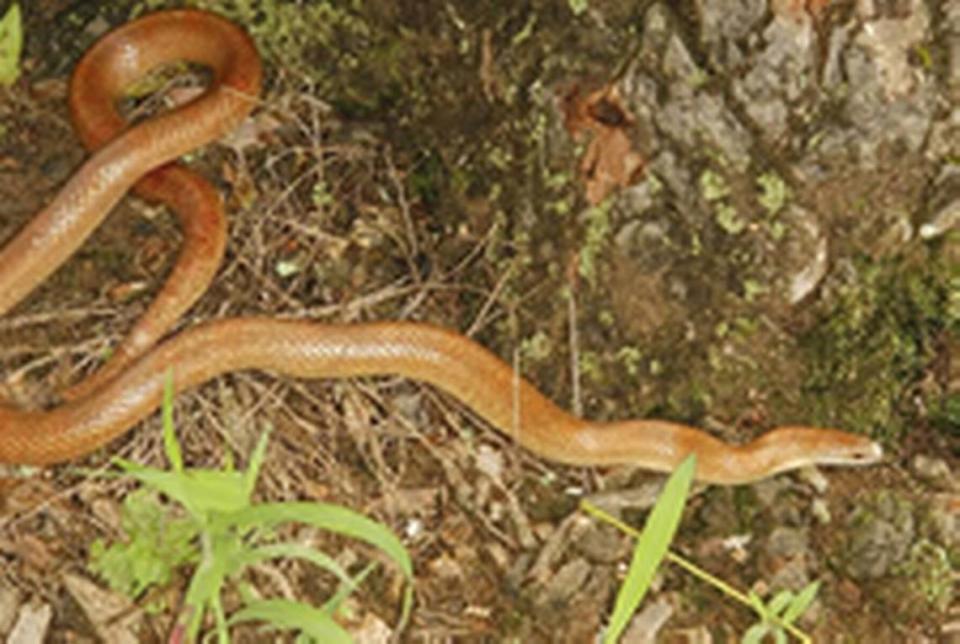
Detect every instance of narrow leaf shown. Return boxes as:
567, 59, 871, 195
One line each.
768, 590, 794, 617
228, 502, 413, 580
742, 623, 770, 644
161, 370, 184, 472
603, 454, 696, 643
782, 581, 820, 624
229, 598, 352, 643
0, 4, 21, 87
239, 543, 356, 589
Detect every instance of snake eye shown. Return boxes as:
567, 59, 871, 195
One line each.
853, 442, 883, 463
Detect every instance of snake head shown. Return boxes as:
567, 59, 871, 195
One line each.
760, 426, 884, 476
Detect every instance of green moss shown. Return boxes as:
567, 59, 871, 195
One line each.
896, 540, 954, 613
615, 345, 643, 377
801, 256, 955, 440
578, 202, 612, 285
699, 169, 730, 201
929, 392, 960, 437
520, 330, 553, 363
713, 203, 743, 234
756, 172, 789, 215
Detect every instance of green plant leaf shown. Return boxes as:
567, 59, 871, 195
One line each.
161, 370, 184, 472
228, 502, 413, 580
239, 543, 356, 590
88, 489, 197, 599
748, 590, 768, 618
229, 598, 352, 643
114, 461, 251, 517
603, 454, 696, 643
768, 590, 794, 617
0, 4, 22, 87
742, 623, 770, 644
782, 581, 820, 624
323, 562, 376, 614
242, 426, 272, 498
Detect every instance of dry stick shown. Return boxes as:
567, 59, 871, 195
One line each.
465, 261, 514, 338
0, 307, 117, 331
567, 255, 582, 417
384, 151, 420, 263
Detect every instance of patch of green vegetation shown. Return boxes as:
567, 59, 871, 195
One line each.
0, 3, 22, 87
699, 169, 730, 201
700, 169, 745, 234
579, 349, 604, 384
715, 203, 746, 234
163, 0, 368, 76
408, 149, 448, 207
579, 201, 612, 284
520, 330, 552, 362
583, 458, 824, 644
801, 255, 955, 440
929, 392, 960, 436
567, 0, 589, 17
912, 44, 933, 70
90, 488, 196, 607
90, 375, 413, 642
756, 172, 789, 215
616, 345, 642, 377
742, 278, 767, 302
896, 540, 954, 613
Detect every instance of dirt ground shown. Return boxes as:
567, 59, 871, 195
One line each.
0, 0, 957, 642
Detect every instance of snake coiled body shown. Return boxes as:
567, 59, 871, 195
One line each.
0, 10, 882, 484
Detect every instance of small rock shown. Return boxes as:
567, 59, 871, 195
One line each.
910, 455, 956, 491
0, 581, 21, 634
63, 574, 140, 644
7, 601, 52, 644
845, 493, 915, 579
583, 481, 665, 513
797, 465, 830, 494
752, 477, 791, 509
475, 444, 504, 481
732, 10, 816, 139
542, 558, 592, 606
811, 498, 832, 525
352, 612, 393, 644
621, 598, 674, 644
576, 524, 630, 565
929, 494, 959, 549
919, 164, 960, 240
665, 625, 713, 643
766, 526, 810, 560
768, 555, 813, 598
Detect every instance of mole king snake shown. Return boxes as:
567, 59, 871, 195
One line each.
0, 9, 882, 484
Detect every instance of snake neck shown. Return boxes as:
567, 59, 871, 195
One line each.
568, 421, 881, 485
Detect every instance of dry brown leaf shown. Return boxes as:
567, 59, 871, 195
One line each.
561, 83, 645, 205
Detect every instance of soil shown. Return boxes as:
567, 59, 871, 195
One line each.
0, 1, 956, 642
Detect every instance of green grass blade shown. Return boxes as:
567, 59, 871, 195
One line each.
603, 454, 696, 643
748, 589, 768, 618
242, 427, 272, 497
228, 502, 413, 580
241, 543, 356, 589
0, 4, 21, 87
161, 370, 184, 473
323, 562, 376, 614
114, 464, 250, 517
229, 598, 352, 643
